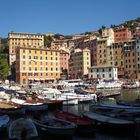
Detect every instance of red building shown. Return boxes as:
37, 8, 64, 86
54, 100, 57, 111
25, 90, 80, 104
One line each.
114, 27, 132, 43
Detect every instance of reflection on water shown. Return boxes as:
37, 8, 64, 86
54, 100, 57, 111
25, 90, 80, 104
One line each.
120, 89, 140, 101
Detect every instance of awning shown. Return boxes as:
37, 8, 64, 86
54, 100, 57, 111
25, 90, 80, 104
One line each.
40, 78, 45, 80
34, 78, 40, 80
28, 78, 34, 80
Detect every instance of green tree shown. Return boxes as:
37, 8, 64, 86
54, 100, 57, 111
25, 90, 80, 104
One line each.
0, 47, 10, 80
0, 57, 10, 80
44, 35, 54, 47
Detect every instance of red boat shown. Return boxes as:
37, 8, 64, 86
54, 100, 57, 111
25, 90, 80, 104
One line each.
52, 110, 96, 135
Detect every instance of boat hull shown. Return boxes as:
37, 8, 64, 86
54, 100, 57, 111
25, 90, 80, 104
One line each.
33, 117, 76, 137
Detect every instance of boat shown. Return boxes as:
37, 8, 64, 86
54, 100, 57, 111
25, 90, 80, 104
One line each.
33, 115, 76, 137
45, 100, 63, 110
52, 110, 96, 135
89, 104, 140, 121
0, 115, 10, 132
99, 103, 140, 112
8, 118, 38, 140
121, 81, 140, 89
11, 98, 48, 113
83, 111, 134, 132
116, 99, 140, 107
0, 101, 25, 115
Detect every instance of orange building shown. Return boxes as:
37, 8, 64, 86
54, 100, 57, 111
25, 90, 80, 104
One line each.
123, 40, 137, 79
16, 47, 60, 84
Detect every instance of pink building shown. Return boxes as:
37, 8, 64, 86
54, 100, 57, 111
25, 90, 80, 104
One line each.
60, 49, 69, 79
114, 27, 132, 43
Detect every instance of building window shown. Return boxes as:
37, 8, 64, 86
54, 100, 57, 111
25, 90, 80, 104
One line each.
29, 50, 31, 53
46, 67, 48, 71
109, 74, 111, 77
29, 67, 31, 71
103, 74, 105, 78
56, 68, 58, 71
23, 55, 25, 59
51, 68, 53, 71
40, 73, 42, 76
35, 50, 37, 54
40, 56, 42, 60
56, 57, 58, 60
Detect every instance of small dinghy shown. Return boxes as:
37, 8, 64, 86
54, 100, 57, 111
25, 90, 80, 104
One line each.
0, 115, 10, 131
8, 118, 38, 140
33, 115, 76, 137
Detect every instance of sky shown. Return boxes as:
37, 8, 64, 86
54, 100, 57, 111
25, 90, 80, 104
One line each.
0, 0, 140, 37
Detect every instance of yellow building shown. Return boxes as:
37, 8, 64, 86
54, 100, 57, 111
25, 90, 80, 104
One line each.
8, 32, 44, 65
16, 47, 60, 84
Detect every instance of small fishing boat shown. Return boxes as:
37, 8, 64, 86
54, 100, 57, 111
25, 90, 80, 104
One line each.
83, 111, 134, 132
0, 101, 25, 115
11, 98, 48, 112
116, 99, 140, 107
33, 115, 76, 137
8, 118, 38, 140
99, 103, 140, 112
0, 115, 10, 132
89, 104, 140, 121
52, 110, 96, 135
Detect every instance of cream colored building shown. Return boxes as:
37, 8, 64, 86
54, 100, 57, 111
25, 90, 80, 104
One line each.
16, 47, 60, 84
8, 32, 44, 65
89, 65, 118, 80
69, 48, 91, 79
102, 28, 114, 44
